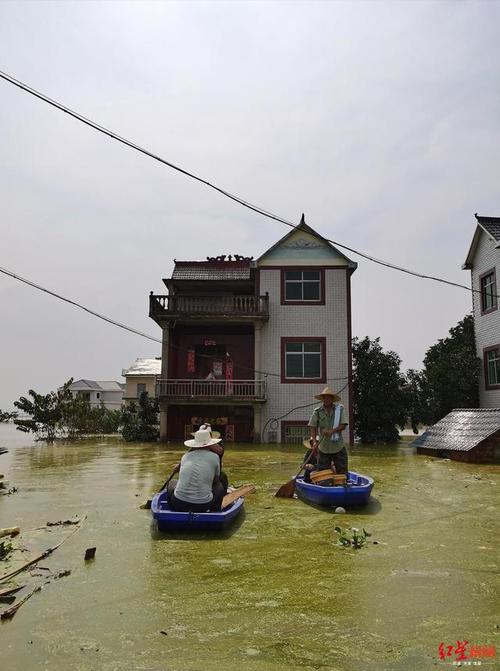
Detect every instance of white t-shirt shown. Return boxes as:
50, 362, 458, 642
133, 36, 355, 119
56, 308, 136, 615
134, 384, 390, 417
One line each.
174, 449, 220, 504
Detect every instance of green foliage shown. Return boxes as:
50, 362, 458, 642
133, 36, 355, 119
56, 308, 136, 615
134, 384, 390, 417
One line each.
402, 369, 427, 434
419, 314, 480, 424
0, 410, 17, 423
352, 336, 408, 443
14, 380, 74, 441
0, 540, 13, 561
121, 392, 159, 442
334, 526, 371, 549
14, 379, 122, 441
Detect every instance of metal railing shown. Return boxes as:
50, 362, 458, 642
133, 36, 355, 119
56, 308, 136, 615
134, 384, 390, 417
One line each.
157, 379, 266, 400
150, 294, 269, 318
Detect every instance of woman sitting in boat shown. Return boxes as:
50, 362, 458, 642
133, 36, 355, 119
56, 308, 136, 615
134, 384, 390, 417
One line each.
167, 427, 228, 512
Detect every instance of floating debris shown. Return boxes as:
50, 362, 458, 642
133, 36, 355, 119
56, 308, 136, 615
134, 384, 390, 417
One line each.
84, 547, 96, 561
334, 526, 372, 549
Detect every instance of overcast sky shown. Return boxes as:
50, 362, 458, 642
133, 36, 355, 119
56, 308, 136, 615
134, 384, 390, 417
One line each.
1, 0, 499, 409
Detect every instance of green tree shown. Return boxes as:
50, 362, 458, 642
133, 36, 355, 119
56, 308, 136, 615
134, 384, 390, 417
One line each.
88, 405, 121, 434
13, 380, 122, 441
60, 395, 94, 439
121, 392, 159, 442
0, 410, 17, 422
402, 368, 427, 434
14, 379, 74, 441
352, 336, 408, 444
420, 314, 479, 424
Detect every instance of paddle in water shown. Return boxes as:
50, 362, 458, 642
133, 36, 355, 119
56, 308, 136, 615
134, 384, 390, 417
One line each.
142, 465, 179, 510
275, 449, 315, 498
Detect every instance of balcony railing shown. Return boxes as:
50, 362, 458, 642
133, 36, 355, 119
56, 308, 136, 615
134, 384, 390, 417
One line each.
157, 379, 267, 401
150, 294, 269, 320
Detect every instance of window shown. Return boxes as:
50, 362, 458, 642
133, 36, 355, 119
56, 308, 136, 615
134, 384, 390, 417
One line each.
137, 383, 147, 397
485, 347, 500, 387
96, 393, 100, 399
282, 269, 323, 303
480, 270, 497, 314
281, 422, 310, 444
281, 337, 326, 383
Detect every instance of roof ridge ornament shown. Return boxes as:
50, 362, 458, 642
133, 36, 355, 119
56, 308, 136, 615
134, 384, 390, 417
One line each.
205, 255, 254, 262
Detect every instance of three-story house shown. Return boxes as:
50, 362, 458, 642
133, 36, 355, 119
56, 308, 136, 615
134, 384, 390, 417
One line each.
149, 216, 356, 443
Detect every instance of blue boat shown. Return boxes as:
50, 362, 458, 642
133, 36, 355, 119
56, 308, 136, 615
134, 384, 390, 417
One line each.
295, 471, 374, 508
151, 490, 245, 531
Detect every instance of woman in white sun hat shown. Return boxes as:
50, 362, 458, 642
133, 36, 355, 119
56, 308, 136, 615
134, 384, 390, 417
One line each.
167, 426, 227, 512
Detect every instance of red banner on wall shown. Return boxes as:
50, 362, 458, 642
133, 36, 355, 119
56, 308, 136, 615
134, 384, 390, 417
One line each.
187, 349, 196, 373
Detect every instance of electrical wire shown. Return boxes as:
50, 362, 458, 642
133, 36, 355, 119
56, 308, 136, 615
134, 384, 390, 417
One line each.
262, 380, 350, 441
0, 69, 497, 300
0, 265, 162, 344
0, 264, 349, 384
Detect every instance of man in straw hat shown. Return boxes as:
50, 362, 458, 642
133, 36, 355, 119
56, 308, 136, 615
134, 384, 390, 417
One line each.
167, 426, 227, 512
306, 387, 348, 474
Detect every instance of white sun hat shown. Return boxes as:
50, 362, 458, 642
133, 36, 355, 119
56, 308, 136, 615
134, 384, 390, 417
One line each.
184, 427, 222, 449
191, 423, 221, 440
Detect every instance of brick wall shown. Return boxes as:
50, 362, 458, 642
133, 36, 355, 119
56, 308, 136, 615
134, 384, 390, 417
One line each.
259, 268, 351, 443
470, 230, 500, 407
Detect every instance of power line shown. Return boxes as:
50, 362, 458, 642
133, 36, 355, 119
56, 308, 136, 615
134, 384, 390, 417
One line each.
0, 265, 161, 344
0, 69, 493, 300
0, 264, 349, 384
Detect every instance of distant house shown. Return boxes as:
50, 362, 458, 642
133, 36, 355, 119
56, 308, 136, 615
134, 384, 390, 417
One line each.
463, 214, 500, 407
122, 357, 162, 403
149, 215, 356, 443
412, 408, 500, 463
67, 380, 124, 411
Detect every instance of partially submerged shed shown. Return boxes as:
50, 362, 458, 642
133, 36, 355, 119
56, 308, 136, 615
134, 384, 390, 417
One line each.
412, 408, 500, 463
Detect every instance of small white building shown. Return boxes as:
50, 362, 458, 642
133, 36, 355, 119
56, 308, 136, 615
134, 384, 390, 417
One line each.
463, 214, 500, 408
122, 357, 162, 403
67, 380, 124, 410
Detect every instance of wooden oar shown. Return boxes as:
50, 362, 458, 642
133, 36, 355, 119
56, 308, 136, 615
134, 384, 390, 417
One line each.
221, 484, 256, 510
142, 466, 179, 510
275, 451, 315, 498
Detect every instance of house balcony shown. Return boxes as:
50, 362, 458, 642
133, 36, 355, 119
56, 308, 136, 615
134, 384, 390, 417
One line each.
156, 379, 267, 404
149, 294, 269, 324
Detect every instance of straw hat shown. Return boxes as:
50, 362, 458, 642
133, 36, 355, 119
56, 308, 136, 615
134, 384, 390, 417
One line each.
184, 427, 222, 449
192, 423, 221, 440
314, 386, 341, 402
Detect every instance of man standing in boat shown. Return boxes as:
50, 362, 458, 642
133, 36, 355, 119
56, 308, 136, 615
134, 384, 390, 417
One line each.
308, 387, 348, 474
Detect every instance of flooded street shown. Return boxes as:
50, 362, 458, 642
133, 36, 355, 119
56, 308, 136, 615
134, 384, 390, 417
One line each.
0, 423, 498, 671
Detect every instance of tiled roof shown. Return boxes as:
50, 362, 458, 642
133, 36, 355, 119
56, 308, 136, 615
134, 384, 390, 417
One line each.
475, 215, 500, 241
123, 358, 162, 376
172, 261, 251, 281
412, 408, 500, 452
69, 380, 124, 392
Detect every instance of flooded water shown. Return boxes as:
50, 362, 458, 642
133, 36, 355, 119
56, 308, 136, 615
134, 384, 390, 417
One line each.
0, 423, 498, 671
